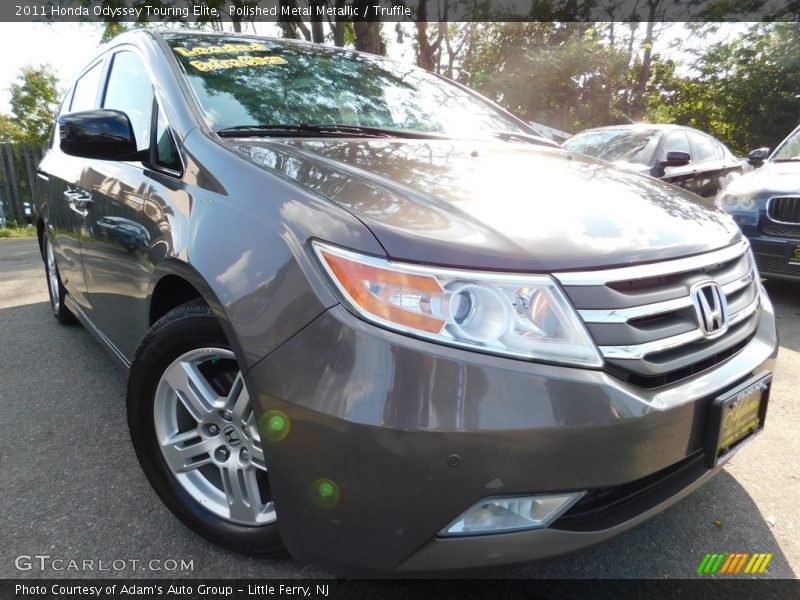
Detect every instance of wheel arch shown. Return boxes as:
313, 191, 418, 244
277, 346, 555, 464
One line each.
146, 259, 244, 368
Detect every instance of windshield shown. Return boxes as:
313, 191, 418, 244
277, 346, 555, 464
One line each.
772, 126, 800, 160
166, 34, 527, 137
563, 129, 661, 165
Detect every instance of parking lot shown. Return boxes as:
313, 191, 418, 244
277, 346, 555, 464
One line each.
0, 236, 797, 579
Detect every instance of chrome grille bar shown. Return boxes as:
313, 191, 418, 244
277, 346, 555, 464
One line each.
578, 269, 755, 324
767, 196, 800, 224
553, 239, 749, 286
598, 294, 761, 360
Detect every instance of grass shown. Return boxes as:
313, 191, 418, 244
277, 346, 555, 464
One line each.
0, 226, 37, 239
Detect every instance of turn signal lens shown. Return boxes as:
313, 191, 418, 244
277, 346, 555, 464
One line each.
312, 241, 602, 367
317, 248, 446, 334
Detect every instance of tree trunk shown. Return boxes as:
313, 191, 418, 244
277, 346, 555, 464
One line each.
331, 0, 346, 46
355, 21, 384, 54
278, 0, 312, 40
415, 0, 435, 70
633, 4, 658, 120
230, 0, 242, 32
310, 0, 325, 43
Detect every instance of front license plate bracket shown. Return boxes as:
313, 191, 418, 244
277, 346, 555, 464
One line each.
704, 372, 771, 468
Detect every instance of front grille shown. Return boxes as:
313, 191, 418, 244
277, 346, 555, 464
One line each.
755, 253, 800, 277
767, 196, 800, 224
555, 241, 760, 389
762, 224, 800, 238
607, 333, 754, 389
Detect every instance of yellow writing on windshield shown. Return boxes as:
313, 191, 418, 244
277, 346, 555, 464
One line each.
189, 56, 288, 72
176, 42, 269, 57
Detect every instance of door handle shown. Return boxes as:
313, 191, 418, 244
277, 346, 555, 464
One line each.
64, 189, 94, 216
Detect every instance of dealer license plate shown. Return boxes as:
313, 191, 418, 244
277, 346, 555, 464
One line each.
705, 372, 771, 467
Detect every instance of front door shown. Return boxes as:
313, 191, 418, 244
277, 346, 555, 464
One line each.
79, 49, 155, 360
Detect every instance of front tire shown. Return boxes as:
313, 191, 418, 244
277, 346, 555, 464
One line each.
127, 299, 285, 556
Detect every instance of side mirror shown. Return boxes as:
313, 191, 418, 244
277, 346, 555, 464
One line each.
746, 147, 770, 167
658, 151, 691, 168
58, 109, 145, 161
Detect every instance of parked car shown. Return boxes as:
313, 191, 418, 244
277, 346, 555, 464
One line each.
716, 125, 800, 282
95, 215, 150, 253
36, 31, 777, 574
563, 124, 743, 198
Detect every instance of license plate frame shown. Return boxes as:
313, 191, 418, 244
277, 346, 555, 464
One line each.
704, 372, 772, 468
789, 243, 800, 265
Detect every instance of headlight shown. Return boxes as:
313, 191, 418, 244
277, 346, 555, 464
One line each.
716, 192, 757, 212
312, 241, 602, 367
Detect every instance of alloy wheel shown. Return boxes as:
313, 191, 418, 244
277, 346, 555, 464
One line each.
153, 348, 275, 526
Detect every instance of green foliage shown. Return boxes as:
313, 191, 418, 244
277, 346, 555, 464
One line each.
645, 23, 800, 155
0, 114, 24, 142
457, 23, 635, 133
0, 65, 61, 144
0, 224, 37, 238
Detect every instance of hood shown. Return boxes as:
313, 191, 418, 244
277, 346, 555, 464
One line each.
227, 138, 742, 271
723, 160, 800, 199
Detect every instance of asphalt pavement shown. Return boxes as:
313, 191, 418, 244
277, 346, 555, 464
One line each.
0, 237, 797, 580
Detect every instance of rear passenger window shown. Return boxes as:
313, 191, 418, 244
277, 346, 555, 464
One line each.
103, 51, 155, 152
70, 61, 103, 112
688, 133, 717, 163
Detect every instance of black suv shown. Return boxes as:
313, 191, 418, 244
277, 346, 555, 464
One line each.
717, 124, 800, 281
564, 124, 743, 198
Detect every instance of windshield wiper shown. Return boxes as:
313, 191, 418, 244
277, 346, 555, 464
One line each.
217, 124, 561, 147
216, 123, 447, 139
489, 131, 560, 147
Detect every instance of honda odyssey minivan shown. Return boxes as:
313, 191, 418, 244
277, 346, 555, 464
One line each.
36, 30, 778, 574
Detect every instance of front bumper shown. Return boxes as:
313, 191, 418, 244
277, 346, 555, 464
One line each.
245, 296, 778, 574
742, 228, 800, 281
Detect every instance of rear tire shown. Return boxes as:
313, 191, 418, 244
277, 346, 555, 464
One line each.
44, 237, 77, 325
127, 299, 285, 557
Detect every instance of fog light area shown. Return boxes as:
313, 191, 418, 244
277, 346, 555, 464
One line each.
440, 493, 585, 537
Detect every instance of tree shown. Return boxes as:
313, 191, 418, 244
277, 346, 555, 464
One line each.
0, 65, 61, 144
455, 23, 633, 132
646, 23, 800, 154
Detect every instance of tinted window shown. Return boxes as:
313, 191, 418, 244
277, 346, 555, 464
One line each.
103, 51, 154, 152
70, 61, 103, 112
166, 34, 526, 136
661, 130, 691, 160
688, 132, 716, 163
155, 107, 181, 172
563, 129, 661, 165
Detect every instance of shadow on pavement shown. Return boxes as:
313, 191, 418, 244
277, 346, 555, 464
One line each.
763, 279, 799, 354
